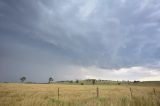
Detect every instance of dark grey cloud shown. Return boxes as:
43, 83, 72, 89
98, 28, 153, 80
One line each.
0, 0, 160, 82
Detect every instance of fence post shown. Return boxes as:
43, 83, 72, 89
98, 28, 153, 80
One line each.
153, 88, 156, 95
130, 87, 132, 98
58, 88, 59, 100
97, 87, 99, 98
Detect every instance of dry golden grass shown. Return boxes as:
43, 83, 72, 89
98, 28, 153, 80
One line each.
0, 83, 160, 106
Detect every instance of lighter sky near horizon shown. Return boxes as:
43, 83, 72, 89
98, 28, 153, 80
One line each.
0, 0, 160, 82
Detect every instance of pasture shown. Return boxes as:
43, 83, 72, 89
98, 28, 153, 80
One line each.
0, 83, 160, 106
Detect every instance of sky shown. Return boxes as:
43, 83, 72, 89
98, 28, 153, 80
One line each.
0, 0, 160, 82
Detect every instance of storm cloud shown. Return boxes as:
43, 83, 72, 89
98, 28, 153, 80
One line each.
0, 0, 160, 82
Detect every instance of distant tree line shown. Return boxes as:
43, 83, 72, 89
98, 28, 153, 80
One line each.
19, 76, 141, 85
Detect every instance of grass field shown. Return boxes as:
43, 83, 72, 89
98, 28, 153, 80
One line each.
0, 83, 160, 106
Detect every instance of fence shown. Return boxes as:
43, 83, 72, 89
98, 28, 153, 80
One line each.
56, 87, 156, 100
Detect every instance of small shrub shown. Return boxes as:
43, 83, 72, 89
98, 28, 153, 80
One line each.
81, 83, 84, 85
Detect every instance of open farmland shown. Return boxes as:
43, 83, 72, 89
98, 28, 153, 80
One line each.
0, 83, 160, 106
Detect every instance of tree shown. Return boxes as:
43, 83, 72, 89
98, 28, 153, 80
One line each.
20, 76, 26, 83
76, 80, 79, 83
70, 80, 73, 83
92, 79, 96, 85
49, 77, 53, 83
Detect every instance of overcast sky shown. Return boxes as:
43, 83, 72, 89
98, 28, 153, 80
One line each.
0, 0, 160, 82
